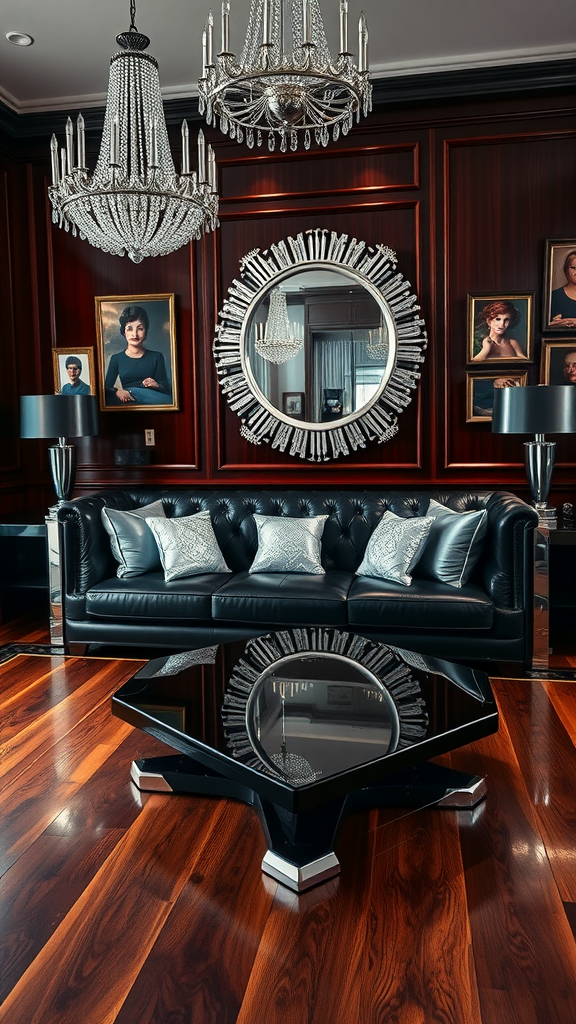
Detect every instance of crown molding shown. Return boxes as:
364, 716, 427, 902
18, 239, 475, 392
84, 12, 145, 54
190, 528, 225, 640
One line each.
1, 58, 575, 142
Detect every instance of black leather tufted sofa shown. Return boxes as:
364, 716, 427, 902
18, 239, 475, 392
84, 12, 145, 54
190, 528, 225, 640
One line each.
58, 488, 538, 664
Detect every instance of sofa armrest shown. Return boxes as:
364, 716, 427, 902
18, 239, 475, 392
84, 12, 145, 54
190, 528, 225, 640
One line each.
481, 492, 538, 609
58, 490, 142, 594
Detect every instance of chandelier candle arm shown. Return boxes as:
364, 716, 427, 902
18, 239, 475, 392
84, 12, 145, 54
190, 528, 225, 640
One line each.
50, 135, 59, 185
198, 129, 207, 181
358, 12, 368, 73
263, 0, 271, 45
222, 0, 230, 52
77, 113, 86, 170
65, 118, 74, 174
303, 0, 312, 45
206, 10, 214, 66
340, 0, 348, 53
182, 121, 190, 174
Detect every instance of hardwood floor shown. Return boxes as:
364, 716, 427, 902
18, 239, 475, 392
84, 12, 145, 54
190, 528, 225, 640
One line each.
1, 615, 576, 1023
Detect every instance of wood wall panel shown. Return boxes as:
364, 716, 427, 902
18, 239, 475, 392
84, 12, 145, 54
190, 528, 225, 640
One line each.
219, 143, 419, 202
1, 86, 576, 503
443, 130, 576, 486
213, 202, 427, 478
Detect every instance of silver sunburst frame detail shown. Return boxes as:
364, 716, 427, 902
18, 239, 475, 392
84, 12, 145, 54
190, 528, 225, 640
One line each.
213, 228, 428, 461
48, 0, 219, 263
221, 627, 429, 783
198, 0, 372, 152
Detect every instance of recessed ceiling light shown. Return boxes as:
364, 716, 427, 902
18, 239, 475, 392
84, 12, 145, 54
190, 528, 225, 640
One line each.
6, 31, 34, 47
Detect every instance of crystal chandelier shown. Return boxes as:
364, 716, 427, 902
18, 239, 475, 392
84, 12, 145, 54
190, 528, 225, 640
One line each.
366, 326, 388, 361
198, 0, 371, 152
48, 0, 219, 263
255, 287, 304, 363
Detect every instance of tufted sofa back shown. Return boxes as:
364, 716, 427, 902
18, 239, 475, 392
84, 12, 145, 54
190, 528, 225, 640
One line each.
59, 487, 526, 604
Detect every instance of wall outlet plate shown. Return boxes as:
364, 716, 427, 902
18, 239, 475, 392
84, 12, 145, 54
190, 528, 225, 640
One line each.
145, 429, 155, 446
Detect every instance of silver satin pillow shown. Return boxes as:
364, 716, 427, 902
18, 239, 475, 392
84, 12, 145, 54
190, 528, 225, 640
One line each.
414, 499, 488, 588
146, 511, 231, 582
356, 510, 434, 587
249, 514, 328, 574
102, 499, 166, 578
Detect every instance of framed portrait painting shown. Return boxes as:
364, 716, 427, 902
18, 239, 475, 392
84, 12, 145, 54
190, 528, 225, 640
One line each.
543, 240, 576, 331
282, 391, 305, 419
52, 347, 96, 396
467, 292, 533, 364
540, 338, 576, 385
95, 294, 178, 411
466, 371, 528, 423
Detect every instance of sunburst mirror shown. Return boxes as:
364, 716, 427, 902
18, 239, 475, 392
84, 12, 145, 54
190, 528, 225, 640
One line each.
213, 229, 427, 461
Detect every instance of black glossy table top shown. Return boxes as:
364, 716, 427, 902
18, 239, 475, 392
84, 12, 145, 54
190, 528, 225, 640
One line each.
112, 628, 498, 811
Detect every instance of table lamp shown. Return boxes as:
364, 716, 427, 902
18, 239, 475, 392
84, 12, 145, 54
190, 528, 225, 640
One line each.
492, 384, 576, 526
20, 394, 99, 508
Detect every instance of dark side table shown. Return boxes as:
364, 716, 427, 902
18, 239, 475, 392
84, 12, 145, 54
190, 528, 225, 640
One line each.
532, 519, 576, 672
0, 518, 48, 625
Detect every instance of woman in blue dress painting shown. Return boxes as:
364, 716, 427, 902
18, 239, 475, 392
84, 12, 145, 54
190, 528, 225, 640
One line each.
550, 250, 576, 329
105, 304, 172, 405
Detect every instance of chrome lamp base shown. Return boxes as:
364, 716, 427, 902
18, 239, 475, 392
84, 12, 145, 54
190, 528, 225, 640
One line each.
525, 439, 557, 528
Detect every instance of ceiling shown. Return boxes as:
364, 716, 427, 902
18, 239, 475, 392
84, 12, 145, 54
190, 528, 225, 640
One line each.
1, 0, 575, 115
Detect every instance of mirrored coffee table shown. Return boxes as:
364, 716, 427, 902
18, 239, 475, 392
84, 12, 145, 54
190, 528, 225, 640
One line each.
112, 628, 498, 892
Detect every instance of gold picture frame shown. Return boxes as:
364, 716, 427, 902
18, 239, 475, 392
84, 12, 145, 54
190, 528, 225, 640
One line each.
540, 338, 576, 385
95, 293, 178, 411
466, 371, 529, 423
543, 239, 576, 331
467, 292, 533, 364
52, 347, 96, 396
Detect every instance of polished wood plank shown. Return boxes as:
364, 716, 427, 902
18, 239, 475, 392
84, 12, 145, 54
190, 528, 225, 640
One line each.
236, 811, 482, 1024
1, 632, 576, 1024
494, 678, 576, 901
0, 794, 220, 1024
114, 803, 273, 1024
450, 710, 576, 1024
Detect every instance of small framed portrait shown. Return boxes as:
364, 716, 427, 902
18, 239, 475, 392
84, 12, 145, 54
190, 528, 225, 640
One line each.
52, 347, 96, 396
466, 371, 529, 423
95, 294, 178, 411
543, 240, 576, 330
540, 338, 576, 385
282, 391, 305, 419
467, 292, 533, 364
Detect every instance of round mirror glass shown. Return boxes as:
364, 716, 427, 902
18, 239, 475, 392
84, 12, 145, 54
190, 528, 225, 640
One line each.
242, 265, 397, 429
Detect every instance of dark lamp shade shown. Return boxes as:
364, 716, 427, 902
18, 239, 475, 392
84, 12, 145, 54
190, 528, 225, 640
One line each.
491, 385, 576, 435
20, 394, 98, 439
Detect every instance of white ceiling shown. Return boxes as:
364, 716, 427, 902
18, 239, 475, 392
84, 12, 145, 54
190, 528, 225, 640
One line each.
1, 0, 575, 114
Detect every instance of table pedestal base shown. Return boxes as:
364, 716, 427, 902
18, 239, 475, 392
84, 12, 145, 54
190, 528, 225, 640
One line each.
130, 755, 487, 893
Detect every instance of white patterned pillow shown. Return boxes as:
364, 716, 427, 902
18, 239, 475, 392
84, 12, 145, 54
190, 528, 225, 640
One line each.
146, 511, 231, 582
249, 514, 328, 574
356, 511, 435, 586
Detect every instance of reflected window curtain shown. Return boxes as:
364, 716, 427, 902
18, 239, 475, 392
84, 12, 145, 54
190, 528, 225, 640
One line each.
313, 333, 354, 419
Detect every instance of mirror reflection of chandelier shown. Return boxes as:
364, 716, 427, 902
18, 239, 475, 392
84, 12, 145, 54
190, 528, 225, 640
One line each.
366, 326, 388, 362
255, 287, 304, 363
198, 0, 371, 152
48, 0, 219, 263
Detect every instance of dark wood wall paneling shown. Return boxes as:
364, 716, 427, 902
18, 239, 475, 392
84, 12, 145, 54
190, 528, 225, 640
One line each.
1, 71, 576, 507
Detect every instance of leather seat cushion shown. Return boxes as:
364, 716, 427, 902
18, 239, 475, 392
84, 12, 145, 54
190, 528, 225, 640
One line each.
212, 570, 353, 626
348, 576, 494, 630
85, 573, 230, 621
